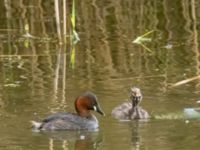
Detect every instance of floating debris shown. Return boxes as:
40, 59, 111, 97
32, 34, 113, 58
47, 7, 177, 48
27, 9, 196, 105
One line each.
171, 75, 200, 87
163, 43, 173, 49
184, 108, 200, 119
185, 120, 189, 124
4, 83, 20, 87
153, 113, 184, 120
80, 135, 85, 140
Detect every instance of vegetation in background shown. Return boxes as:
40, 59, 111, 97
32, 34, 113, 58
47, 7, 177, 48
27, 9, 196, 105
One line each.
0, 0, 199, 89
71, 0, 80, 44
70, 0, 79, 69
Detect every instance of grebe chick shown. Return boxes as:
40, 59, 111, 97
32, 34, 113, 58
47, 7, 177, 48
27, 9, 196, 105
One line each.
111, 87, 149, 120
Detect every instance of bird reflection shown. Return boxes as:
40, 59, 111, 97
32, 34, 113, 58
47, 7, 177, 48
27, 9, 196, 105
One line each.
45, 130, 102, 150
74, 138, 100, 150
130, 121, 145, 150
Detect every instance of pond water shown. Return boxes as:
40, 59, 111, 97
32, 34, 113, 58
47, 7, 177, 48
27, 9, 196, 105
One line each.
1, 0, 200, 149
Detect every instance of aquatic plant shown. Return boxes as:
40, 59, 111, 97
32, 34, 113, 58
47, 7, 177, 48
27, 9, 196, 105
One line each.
71, 0, 80, 44
70, 46, 76, 69
132, 30, 154, 52
22, 23, 36, 48
70, 0, 80, 69
54, 0, 62, 44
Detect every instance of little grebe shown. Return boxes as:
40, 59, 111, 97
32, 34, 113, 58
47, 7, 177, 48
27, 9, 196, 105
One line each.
32, 92, 105, 131
111, 87, 149, 120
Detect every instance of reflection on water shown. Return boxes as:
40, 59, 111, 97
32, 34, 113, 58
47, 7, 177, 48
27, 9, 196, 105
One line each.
43, 131, 102, 150
0, 0, 200, 150
130, 122, 143, 150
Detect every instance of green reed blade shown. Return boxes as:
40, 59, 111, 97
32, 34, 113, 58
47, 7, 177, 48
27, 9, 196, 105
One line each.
70, 46, 75, 69
71, 0, 76, 28
140, 43, 152, 53
132, 30, 154, 44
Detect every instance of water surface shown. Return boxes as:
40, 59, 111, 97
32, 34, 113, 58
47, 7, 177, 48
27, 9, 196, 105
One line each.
0, 0, 200, 149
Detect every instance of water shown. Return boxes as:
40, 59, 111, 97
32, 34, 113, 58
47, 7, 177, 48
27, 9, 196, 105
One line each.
0, 0, 200, 149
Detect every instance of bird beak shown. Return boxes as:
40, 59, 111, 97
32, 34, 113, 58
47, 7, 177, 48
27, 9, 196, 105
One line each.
93, 105, 105, 116
134, 96, 141, 102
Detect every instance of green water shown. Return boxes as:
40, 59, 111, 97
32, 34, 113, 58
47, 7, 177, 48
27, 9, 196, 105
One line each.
0, 0, 200, 149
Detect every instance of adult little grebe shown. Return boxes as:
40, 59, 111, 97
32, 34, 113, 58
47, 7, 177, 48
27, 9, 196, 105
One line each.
111, 87, 149, 120
32, 92, 105, 131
